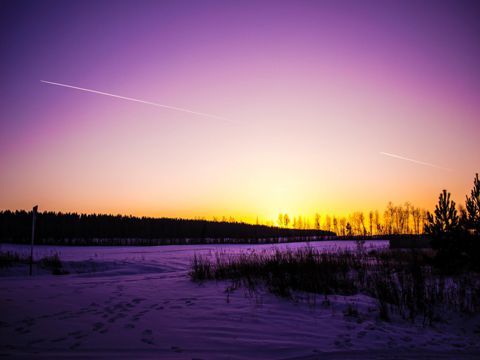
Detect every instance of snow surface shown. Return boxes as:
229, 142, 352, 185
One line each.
1, 241, 479, 359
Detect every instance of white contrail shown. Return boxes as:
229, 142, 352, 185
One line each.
40, 80, 233, 123
380, 152, 452, 171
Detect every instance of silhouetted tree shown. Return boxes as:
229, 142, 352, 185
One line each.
425, 190, 459, 235
324, 215, 331, 232
425, 189, 463, 272
459, 173, 480, 270
384, 202, 394, 235
368, 211, 373, 236
277, 214, 284, 228
346, 222, 352, 236
359, 212, 366, 236
462, 173, 480, 233
333, 216, 338, 235
412, 207, 421, 235
339, 217, 347, 236
314, 213, 321, 230
374, 210, 381, 235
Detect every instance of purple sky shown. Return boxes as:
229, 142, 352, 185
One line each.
1, 0, 479, 222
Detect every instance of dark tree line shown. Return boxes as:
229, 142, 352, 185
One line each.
0, 211, 334, 245
281, 202, 427, 235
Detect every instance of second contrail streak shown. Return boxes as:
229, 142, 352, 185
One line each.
40, 80, 233, 123
380, 152, 452, 171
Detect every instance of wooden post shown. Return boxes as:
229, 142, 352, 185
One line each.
29, 205, 38, 276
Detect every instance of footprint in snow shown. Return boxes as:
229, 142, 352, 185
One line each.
356, 331, 367, 339
171, 345, 183, 353
92, 322, 104, 331
21, 318, 35, 327
68, 330, 82, 336
141, 329, 154, 345
69, 341, 81, 349
51, 337, 67, 343
334, 334, 352, 349
27, 339, 45, 345
14, 327, 30, 335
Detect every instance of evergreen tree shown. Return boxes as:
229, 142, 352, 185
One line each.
463, 173, 480, 233
425, 183, 480, 272
425, 190, 459, 235
460, 173, 480, 270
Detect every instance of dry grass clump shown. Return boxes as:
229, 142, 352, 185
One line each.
190, 247, 480, 324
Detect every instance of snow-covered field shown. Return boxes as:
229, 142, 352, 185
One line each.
1, 241, 479, 359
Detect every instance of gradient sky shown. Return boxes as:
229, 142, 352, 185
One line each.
1, 0, 479, 223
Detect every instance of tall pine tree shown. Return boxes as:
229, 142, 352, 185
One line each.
463, 173, 480, 233
425, 190, 459, 235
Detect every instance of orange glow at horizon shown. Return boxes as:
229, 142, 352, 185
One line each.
1, 2, 479, 224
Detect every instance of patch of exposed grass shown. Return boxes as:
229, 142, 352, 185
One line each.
190, 247, 480, 324
0, 251, 29, 268
38, 253, 69, 275
0, 251, 68, 275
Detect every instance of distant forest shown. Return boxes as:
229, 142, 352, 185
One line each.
266, 202, 428, 236
0, 211, 335, 245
